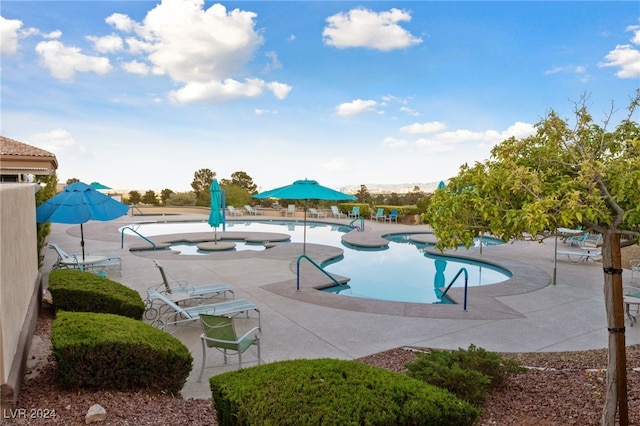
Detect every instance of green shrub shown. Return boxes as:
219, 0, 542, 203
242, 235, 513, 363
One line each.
52, 311, 192, 394
406, 345, 526, 407
210, 358, 478, 426
49, 269, 145, 319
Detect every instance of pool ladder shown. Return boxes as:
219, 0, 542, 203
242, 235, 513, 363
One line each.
349, 216, 364, 231
120, 226, 157, 250
439, 267, 469, 311
296, 254, 347, 291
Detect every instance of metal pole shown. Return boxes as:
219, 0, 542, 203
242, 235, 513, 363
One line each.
553, 234, 558, 285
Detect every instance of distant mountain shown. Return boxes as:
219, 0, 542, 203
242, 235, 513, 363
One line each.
340, 182, 442, 194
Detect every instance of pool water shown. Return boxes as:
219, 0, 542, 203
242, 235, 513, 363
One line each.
121, 220, 510, 304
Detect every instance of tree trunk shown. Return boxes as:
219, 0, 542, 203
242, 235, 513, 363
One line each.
601, 232, 628, 425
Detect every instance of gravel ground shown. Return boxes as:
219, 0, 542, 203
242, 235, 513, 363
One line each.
9, 245, 640, 425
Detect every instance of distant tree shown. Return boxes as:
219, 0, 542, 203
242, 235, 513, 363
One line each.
355, 185, 371, 204
221, 183, 253, 207
65, 178, 79, 185
412, 185, 421, 192
166, 192, 196, 206
426, 92, 640, 424
128, 190, 141, 205
387, 192, 401, 205
160, 188, 174, 204
224, 171, 257, 194
191, 168, 215, 206
142, 190, 159, 205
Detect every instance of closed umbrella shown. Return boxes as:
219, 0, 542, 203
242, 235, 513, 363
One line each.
208, 179, 224, 243
253, 179, 356, 254
36, 181, 129, 260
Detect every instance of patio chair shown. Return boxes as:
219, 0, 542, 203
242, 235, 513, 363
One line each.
197, 314, 261, 382
348, 206, 360, 218
49, 242, 121, 271
623, 286, 640, 326
331, 206, 346, 219
385, 209, 398, 223
150, 260, 234, 304
631, 259, 640, 285
565, 232, 588, 247
227, 206, 243, 216
370, 208, 385, 222
583, 233, 603, 247
284, 204, 296, 217
244, 205, 263, 215
308, 208, 326, 218
146, 289, 260, 332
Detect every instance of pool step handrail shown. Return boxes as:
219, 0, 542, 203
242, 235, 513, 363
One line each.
349, 217, 365, 231
296, 254, 347, 291
121, 226, 156, 250
439, 267, 469, 311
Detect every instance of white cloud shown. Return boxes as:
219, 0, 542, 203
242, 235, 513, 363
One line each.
169, 77, 291, 103
336, 99, 378, 117
122, 60, 150, 75
1, 16, 22, 55
263, 51, 282, 73
323, 7, 422, 51
35, 40, 112, 80
400, 121, 447, 134
87, 34, 123, 53
105, 13, 137, 33
254, 109, 277, 115
322, 157, 347, 172
30, 129, 85, 154
599, 24, 640, 78
415, 138, 453, 153
399, 106, 421, 116
381, 137, 410, 149
267, 81, 292, 100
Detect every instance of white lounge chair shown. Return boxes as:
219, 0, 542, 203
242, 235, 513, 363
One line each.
284, 204, 296, 217
244, 205, 263, 215
227, 206, 243, 216
151, 260, 234, 303
146, 289, 260, 331
49, 242, 121, 271
331, 206, 346, 218
308, 208, 326, 218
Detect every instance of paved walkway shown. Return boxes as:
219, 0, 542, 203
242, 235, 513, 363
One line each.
41, 212, 640, 399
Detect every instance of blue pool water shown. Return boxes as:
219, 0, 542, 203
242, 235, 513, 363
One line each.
122, 220, 510, 304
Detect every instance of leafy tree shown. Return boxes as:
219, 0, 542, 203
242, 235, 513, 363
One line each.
166, 192, 196, 206
65, 178, 79, 185
426, 92, 640, 424
191, 168, 215, 206
160, 188, 174, 204
221, 183, 253, 207
355, 184, 371, 204
142, 190, 158, 205
221, 171, 257, 194
35, 173, 58, 267
128, 190, 141, 205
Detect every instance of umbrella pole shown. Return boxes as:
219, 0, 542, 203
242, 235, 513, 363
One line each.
303, 200, 308, 254
81, 224, 86, 261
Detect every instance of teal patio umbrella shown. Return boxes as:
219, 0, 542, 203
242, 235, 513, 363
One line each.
208, 179, 224, 243
89, 182, 111, 190
253, 179, 356, 254
36, 181, 129, 260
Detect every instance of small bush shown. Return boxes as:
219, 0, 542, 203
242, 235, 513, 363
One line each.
210, 358, 478, 426
49, 269, 145, 319
406, 344, 526, 407
52, 311, 192, 394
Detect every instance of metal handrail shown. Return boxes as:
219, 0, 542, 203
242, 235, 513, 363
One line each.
296, 254, 346, 291
349, 216, 365, 231
120, 226, 156, 250
439, 267, 469, 311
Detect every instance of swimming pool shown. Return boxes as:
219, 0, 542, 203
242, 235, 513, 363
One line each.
121, 220, 510, 304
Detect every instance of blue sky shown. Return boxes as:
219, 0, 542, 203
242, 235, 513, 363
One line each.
1, 1, 638, 193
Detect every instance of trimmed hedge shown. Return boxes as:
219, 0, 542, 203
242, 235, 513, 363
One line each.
49, 269, 145, 320
52, 311, 192, 394
210, 358, 478, 425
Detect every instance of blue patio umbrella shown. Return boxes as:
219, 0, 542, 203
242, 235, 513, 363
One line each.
253, 179, 356, 254
36, 181, 129, 260
208, 178, 224, 243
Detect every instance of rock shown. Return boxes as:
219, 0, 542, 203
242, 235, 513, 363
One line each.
85, 404, 107, 424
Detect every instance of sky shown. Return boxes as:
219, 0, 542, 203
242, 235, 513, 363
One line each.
1, 1, 639, 193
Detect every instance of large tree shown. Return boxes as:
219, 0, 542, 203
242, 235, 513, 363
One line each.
191, 168, 215, 206
427, 92, 639, 425
221, 171, 257, 194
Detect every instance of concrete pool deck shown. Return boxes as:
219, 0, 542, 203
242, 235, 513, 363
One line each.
41, 212, 640, 400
